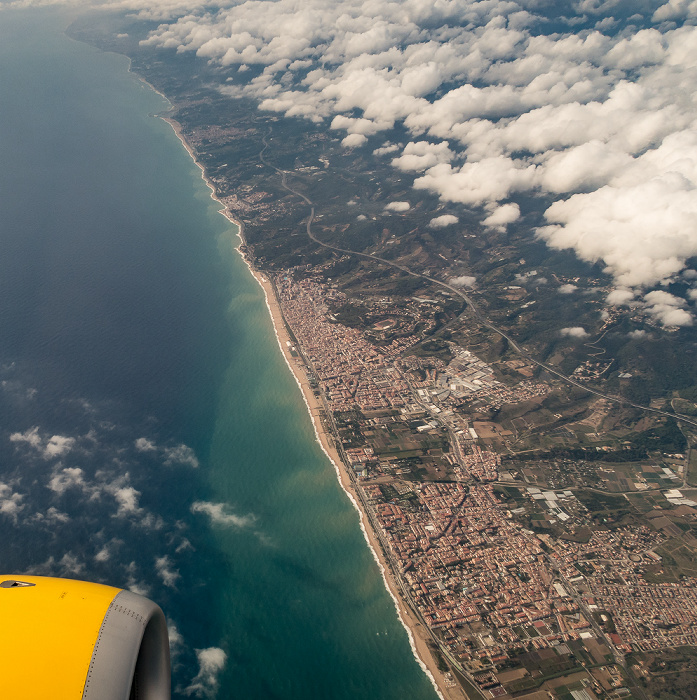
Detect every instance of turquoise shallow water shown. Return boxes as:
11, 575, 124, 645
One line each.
0, 8, 438, 699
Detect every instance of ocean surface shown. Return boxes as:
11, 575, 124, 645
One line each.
0, 8, 439, 699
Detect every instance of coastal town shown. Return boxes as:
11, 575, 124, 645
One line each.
269, 270, 697, 700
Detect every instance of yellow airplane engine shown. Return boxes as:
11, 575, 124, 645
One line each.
0, 575, 170, 699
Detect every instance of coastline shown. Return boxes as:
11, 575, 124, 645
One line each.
160, 113, 461, 700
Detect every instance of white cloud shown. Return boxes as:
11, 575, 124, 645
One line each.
48, 467, 86, 495
515, 270, 538, 283
483, 202, 521, 231
373, 142, 400, 156
175, 538, 194, 553
560, 326, 589, 338
191, 501, 255, 528
10, 426, 75, 459
428, 214, 459, 228
341, 133, 367, 148
113, 486, 143, 516
538, 141, 633, 194
95, 545, 111, 562
155, 555, 180, 588
58, 552, 84, 577
643, 289, 693, 326
164, 444, 200, 468
558, 284, 578, 294
33, 506, 70, 525
384, 201, 410, 212
135, 437, 157, 452
392, 140, 453, 172
0, 483, 24, 522
653, 0, 697, 22
538, 174, 697, 290
10, 427, 42, 450
168, 620, 184, 657
186, 647, 227, 698
44, 435, 75, 458
607, 288, 635, 305
125, 561, 151, 597
449, 275, 476, 287
415, 160, 537, 206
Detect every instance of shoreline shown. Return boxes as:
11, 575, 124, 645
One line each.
160, 113, 459, 700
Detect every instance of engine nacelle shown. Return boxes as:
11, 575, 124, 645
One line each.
0, 575, 170, 699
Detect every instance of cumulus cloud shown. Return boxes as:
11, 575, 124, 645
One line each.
113, 486, 143, 516
135, 438, 200, 467
46, 464, 156, 521
0, 483, 24, 523
607, 288, 635, 305
48, 467, 87, 495
9, 427, 42, 449
392, 141, 453, 172
558, 284, 578, 294
125, 561, 151, 597
643, 290, 693, 326
155, 555, 180, 588
191, 501, 255, 528
168, 620, 184, 657
164, 444, 200, 468
483, 202, 521, 231
175, 538, 194, 553
10, 426, 75, 459
653, 0, 697, 22
95, 545, 111, 562
33, 506, 70, 525
44, 435, 75, 457
560, 326, 589, 338
449, 275, 476, 287
186, 647, 227, 698
373, 142, 400, 156
414, 160, 537, 206
135, 437, 157, 452
58, 552, 85, 577
538, 174, 697, 290
341, 133, 367, 148
428, 214, 458, 228
384, 201, 410, 212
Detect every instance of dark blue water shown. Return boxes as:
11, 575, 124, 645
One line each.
0, 8, 439, 699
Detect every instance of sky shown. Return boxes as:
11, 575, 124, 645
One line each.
106, 0, 697, 328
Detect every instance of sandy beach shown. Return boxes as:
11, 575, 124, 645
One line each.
161, 114, 468, 700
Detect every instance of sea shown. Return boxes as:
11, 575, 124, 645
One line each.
0, 7, 439, 699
